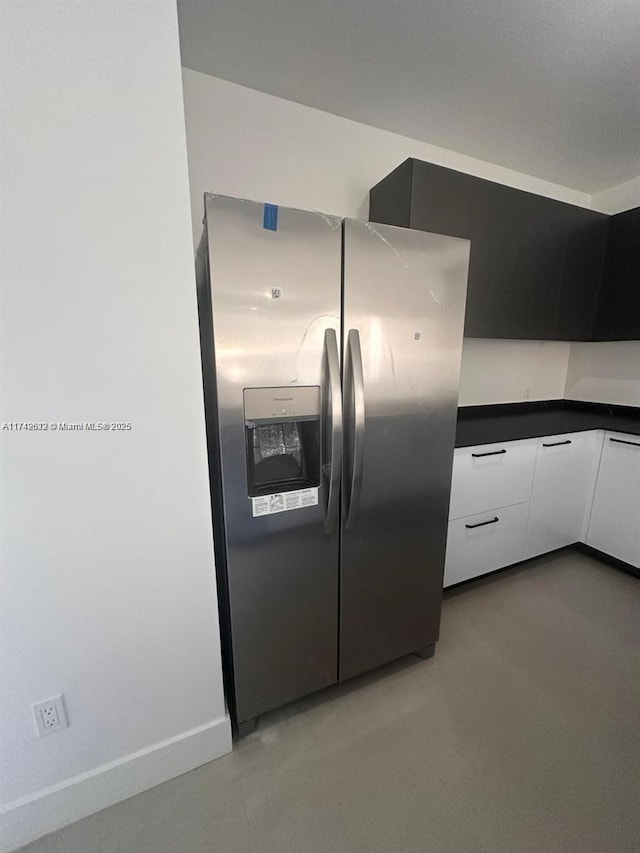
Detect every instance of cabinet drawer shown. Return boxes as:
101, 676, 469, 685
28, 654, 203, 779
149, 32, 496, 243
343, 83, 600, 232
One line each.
449, 438, 537, 520
444, 502, 529, 587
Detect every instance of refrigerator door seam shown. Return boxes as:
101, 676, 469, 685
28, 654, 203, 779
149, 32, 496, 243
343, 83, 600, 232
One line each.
344, 328, 366, 529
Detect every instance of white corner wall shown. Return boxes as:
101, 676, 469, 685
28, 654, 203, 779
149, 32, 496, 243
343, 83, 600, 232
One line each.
181, 69, 589, 405
0, 3, 230, 850
565, 342, 640, 407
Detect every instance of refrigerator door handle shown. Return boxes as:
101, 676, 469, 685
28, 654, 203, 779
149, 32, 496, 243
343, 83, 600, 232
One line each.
323, 328, 343, 535
344, 328, 365, 529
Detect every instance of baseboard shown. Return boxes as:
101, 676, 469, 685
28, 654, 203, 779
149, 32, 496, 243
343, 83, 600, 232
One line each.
0, 715, 232, 853
444, 544, 639, 593
443, 544, 577, 591
574, 543, 640, 578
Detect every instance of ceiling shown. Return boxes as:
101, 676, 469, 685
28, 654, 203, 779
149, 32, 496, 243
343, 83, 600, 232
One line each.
177, 0, 640, 193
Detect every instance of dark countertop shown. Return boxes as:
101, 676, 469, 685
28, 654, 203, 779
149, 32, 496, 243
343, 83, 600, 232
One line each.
456, 400, 640, 448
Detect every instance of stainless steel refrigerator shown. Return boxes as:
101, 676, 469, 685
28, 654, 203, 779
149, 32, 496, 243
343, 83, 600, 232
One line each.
196, 194, 469, 734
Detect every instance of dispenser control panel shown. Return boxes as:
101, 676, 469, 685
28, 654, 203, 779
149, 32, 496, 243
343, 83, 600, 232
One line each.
243, 386, 320, 423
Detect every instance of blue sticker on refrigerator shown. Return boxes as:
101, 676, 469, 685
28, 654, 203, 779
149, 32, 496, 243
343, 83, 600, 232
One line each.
263, 204, 278, 231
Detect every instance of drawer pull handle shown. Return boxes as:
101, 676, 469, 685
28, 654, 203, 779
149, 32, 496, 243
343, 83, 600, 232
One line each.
465, 517, 499, 529
542, 440, 572, 447
610, 437, 640, 448
471, 449, 506, 458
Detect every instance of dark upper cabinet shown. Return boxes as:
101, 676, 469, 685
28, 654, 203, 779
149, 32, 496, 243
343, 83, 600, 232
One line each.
512, 193, 569, 339
465, 179, 523, 338
409, 160, 476, 239
369, 158, 625, 341
368, 159, 413, 228
556, 207, 609, 341
594, 207, 640, 341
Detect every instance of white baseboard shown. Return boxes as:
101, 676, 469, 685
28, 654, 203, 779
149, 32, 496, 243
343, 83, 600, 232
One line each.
0, 715, 232, 853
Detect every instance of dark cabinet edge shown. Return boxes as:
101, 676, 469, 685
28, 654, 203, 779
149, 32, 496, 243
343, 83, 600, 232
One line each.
370, 157, 616, 230
369, 158, 414, 229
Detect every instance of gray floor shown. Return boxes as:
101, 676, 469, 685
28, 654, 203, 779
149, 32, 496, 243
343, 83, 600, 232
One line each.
20, 551, 640, 853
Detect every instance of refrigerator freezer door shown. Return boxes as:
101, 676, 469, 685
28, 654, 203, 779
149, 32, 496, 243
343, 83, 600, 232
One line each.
340, 220, 470, 681
201, 195, 342, 723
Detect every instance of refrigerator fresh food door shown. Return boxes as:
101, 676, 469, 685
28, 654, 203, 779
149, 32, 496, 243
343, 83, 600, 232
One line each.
199, 195, 342, 724
340, 219, 470, 681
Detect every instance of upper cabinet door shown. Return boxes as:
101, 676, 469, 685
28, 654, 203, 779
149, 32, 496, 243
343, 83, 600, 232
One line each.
368, 160, 627, 341
409, 160, 475, 238
555, 208, 609, 341
465, 180, 523, 338
511, 193, 568, 339
594, 207, 640, 341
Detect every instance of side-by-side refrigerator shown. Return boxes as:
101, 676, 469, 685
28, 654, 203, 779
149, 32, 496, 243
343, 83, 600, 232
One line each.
196, 194, 470, 733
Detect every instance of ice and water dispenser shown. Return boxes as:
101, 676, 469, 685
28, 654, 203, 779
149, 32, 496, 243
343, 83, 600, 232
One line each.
243, 387, 321, 497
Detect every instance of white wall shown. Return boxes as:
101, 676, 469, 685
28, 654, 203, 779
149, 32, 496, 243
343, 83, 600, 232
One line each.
182, 69, 591, 405
0, 4, 230, 850
182, 70, 640, 409
591, 177, 640, 215
459, 340, 570, 406
182, 69, 591, 243
565, 342, 640, 407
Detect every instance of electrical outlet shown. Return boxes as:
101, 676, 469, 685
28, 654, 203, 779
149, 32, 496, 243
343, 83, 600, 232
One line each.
32, 694, 68, 736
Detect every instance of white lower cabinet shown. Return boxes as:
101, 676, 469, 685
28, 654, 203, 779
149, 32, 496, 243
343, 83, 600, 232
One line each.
586, 431, 640, 568
444, 502, 530, 587
449, 438, 537, 520
445, 427, 640, 587
525, 431, 603, 560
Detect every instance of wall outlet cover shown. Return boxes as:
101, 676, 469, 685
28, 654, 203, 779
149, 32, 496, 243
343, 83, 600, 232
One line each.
32, 694, 69, 736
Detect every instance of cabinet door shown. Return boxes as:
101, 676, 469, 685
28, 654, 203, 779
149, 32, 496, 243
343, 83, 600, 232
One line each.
525, 431, 602, 559
449, 438, 537, 520
587, 431, 640, 567
512, 193, 568, 339
594, 208, 640, 341
465, 180, 524, 338
555, 209, 608, 341
409, 160, 475, 239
